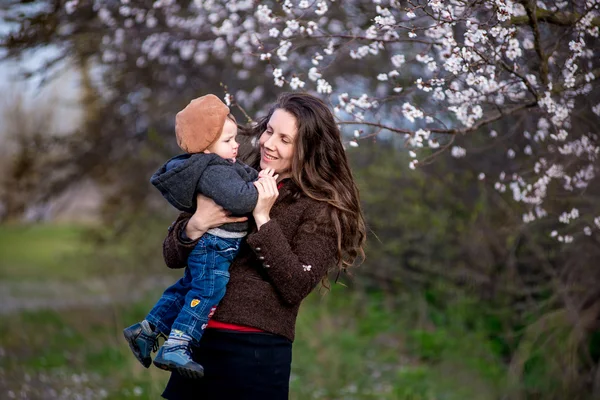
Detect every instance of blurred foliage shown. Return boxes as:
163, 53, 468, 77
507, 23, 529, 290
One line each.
0, 224, 90, 281
344, 141, 600, 399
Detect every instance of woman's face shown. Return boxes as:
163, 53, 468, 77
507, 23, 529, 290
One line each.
259, 109, 297, 179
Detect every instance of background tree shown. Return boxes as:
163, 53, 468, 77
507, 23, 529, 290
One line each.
3, 0, 598, 238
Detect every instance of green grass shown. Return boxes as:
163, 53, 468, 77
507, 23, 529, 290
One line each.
0, 292, 171, 399
1, 288, 509, 400
0, 223, 92, 281
0, 223, 535, 399
291, 288, 506, 400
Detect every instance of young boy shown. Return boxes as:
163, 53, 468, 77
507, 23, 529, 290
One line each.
123, 94, 260, 379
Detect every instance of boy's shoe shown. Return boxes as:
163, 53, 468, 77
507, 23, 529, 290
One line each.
153, 341, 205, 379
123, 320, 161, 368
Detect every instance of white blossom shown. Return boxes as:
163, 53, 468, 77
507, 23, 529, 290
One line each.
308, 67, 321, 81
428, 0, 443, 12
323, 40, 335, 56
559, 208, 580, 224
315, 1, 328, 16
432, 87, 445, 100
505, 38, 522, 60
312, 52, 323, 65
306, 21, 318, 35
416, 78, 432, 92
391, 54, 405, 68
317, 79, 332, 94
283, 19, 299, 37
282, 0, 293, 14
523, 37, 535, 50
289, 76, 305, 90
451, 146, 467, 158
255, 5, 274, 24
65, 0, 79, 14
277, 40, 292, 61
523, 211, 535, 223
402, 103, 424, 123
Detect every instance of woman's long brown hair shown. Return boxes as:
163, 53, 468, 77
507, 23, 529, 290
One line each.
239, 92, 366, 275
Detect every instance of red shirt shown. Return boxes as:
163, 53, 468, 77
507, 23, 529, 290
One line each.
206, 319, 264, 332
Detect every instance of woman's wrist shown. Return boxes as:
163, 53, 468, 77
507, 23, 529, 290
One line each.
254, 214, 270, 230
184, 220, 207, 240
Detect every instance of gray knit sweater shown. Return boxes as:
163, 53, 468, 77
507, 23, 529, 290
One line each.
150, 153, 259, 233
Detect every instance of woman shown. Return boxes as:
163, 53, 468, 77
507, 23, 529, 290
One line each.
161, 92, 366, 399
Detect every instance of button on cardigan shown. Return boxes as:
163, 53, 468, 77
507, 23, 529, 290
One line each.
162, 179, 338, 342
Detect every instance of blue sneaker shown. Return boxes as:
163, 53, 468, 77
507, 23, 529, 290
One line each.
123, 320, 162, 368
153, 341, 204, 379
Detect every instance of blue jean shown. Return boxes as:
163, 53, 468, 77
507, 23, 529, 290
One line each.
146, 233, 241, 343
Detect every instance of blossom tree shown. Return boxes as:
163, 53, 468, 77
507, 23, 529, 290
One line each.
3, 0, 600, 241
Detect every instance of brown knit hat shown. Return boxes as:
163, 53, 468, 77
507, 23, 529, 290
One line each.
175, 94, 230, 153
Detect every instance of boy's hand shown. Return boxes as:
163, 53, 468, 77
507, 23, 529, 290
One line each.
258, 167, 277, 179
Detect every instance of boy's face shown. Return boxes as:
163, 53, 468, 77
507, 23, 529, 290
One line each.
204, 119, 239, 162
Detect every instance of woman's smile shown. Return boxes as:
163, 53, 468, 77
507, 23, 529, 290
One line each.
262, 152, 278, 161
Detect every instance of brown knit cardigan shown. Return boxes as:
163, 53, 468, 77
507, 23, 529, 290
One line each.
162, 179, 337, 342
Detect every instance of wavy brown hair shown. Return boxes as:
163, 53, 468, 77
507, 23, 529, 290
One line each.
240, 92, 366, 274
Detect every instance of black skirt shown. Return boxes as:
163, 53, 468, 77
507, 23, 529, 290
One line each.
161, 329, 293, 400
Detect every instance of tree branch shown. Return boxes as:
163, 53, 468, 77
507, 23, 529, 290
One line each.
309, 34, 438, 46
552, 68, 600, 94
520, 0, 549, 86
510, 8, 600, 27
339, 101, 537, 136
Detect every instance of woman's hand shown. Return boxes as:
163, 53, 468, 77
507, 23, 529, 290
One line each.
185, 194, 248, 240
253, 168, 279, 230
